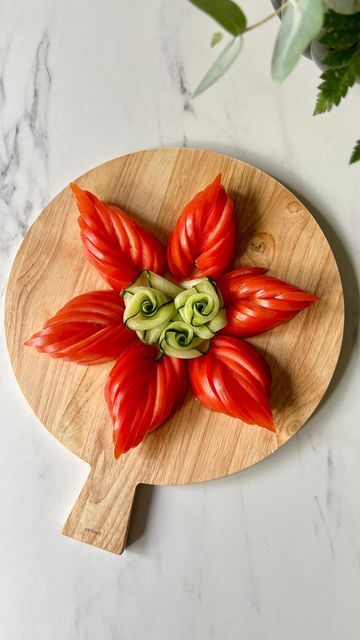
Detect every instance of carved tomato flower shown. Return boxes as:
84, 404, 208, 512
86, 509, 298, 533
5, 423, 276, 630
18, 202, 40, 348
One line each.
26, 176, 319, 458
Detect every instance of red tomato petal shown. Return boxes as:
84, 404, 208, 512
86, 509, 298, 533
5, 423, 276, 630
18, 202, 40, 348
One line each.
211, 336, 271, 395
71, 184, 167, 290
167, 175, 236, 280
105, 345, 188, 457
25, 290, 135, 364
188, 335, 275, 432
220, 269, 319, 338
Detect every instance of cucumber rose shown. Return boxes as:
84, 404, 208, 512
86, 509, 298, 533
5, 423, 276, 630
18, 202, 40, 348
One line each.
174, 277, 227, 339
159, 320, 210, 359
122, 286, 175, 343
122, 273, 226, 351
122, 271, 182, 345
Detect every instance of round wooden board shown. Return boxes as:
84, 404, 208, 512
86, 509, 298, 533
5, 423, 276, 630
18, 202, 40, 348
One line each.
5, 148, 344, 554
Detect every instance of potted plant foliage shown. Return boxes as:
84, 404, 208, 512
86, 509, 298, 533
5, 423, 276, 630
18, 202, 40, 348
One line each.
189, 0, 360, 164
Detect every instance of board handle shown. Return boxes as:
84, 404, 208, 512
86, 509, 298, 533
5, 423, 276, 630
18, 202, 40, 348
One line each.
62, 453, 138, 554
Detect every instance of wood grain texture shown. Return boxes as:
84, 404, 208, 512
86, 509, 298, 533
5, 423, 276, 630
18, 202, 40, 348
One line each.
5, 148, 344, 554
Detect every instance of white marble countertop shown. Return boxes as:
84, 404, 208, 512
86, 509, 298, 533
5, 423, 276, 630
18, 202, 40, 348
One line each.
1, 1, 359, 638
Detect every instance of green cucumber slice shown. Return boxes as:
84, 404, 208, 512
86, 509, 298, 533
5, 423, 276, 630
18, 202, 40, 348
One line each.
124, 287, 175, 330
159, 320, 210, 359
147, 271, 183, 298
136, 321, 169, 346
160, 338, 210, 359
174, 278, 220, 328
127, 270, 183, 298
208, 307, 227, 333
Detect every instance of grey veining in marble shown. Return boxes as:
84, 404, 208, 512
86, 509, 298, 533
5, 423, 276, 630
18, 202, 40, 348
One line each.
0, 29, 51, 294
0, 1, 359, 639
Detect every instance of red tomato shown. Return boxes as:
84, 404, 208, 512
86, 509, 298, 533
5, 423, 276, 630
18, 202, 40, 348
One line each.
167, 175, 236, 281
71, 184, 167, 290
219, 267, 319, 337
188, 335, 275, 431
105, 343, 188, 457
25, 290, 135, 364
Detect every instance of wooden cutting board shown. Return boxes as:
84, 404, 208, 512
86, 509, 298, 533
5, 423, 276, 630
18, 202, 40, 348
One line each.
5, 147, 344, 554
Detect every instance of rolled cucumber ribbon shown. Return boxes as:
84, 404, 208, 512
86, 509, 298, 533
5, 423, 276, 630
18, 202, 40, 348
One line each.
159, 321, 210, 359
122, 286, 175, 332
175, 277, 227, 339
129, 269, 183, 298
122, 271, 182, 344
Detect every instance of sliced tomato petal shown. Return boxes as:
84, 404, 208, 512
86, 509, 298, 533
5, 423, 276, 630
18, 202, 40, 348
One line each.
105, 345, 188, 457
188, 335, 275, 432
167, 175, 236, 280
71, 184, 167, 290
25, 290, 135, 364
220, 269, 319, 338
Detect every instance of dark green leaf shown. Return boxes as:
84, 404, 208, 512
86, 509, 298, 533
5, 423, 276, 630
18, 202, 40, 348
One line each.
314, 46, 360, 113
350, 138, 360, 163
314, 68, 354, 112
211, 31, 223, 46
320, 9, 360, 49
189, 0, 246, 36
320, 29, 360, 49
323, 7, 360, 29
322, 47, 357, 66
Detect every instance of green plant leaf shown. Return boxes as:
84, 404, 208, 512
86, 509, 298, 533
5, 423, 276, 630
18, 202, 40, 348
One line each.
189, 0, 246, 36
322, 48, 356, 67
320, 9, 360, 49
211, 31, 223, 46
193, 36, 243, 97
350, 138, 360, 163
272, 0, 324, 83
314, 46, 360, 113
314, 68, 354, 112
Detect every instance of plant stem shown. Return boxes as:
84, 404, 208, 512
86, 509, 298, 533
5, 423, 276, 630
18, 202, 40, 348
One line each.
242, 0, 292, 34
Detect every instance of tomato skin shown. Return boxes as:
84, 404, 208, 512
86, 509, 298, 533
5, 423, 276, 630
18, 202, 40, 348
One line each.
220, 268, 319, 338
167, 175, 236, 281
25, 290, 135, 364
105, 344, 188, 457
71, 184, 167, 291
188, 335, 275, 431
